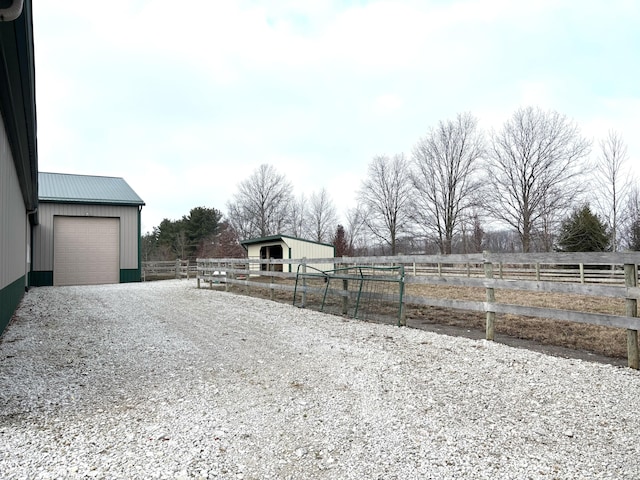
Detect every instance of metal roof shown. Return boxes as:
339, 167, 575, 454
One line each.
38, 172, 145, 206
240, 234, 334, 248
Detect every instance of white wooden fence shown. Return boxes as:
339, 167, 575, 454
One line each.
197, 252, 640, 368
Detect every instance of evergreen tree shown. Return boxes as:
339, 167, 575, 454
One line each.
184, 207, 222, 245
557, 205, 609, 252
333, 225, 350, 257
154, 207, 223, 260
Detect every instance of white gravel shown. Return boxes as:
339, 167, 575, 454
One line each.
1, 279, 639, 479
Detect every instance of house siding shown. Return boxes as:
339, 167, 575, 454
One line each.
0, 115, 28, 332
32, 203, 141, 284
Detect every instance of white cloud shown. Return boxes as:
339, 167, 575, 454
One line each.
371, 94, 404, 115
33, 0, 640, 235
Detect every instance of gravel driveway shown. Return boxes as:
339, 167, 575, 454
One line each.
1, 280, 639, 479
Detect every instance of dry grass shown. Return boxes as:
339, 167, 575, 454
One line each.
226, 276, 631, 360
405, 284, 628, 359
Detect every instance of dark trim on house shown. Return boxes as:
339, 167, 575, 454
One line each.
240, 234, 334, 249
29, 270, 52, 287
120, 269, 141, 283
38, 199, 145, 207
0, 275, 25, 333
0, 0, 38, 215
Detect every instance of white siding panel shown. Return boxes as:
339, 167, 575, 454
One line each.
53, 217, 119, 286
0, 116, 27, 290
284, 238, 335, 272
244, 238, 335, 274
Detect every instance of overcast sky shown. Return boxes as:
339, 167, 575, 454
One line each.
33, 0, 640, 234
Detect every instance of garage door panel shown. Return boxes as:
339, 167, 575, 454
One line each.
54, 217, 120, 286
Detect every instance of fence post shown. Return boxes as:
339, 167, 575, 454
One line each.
483, 251, 495, 341
579, 263, 585, 284
535, 263, 541, 282
270, 260, 275, 301
342, 278, 349, 315
175, 258, 180, 279
301, 259, 307, 308
624, 263, 639, 369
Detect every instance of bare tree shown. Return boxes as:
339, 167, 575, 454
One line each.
307, 188, 337, 243
345, 205, 367, 255
623, 185, 640, 250
485, 107, 591, 252
411, 112, 484, 254
358, 154, 413, 255
226, 164, 293, 239
593, 130, 632, 251
289, 193, 307, 238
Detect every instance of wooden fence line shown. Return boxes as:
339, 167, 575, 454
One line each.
142, 260, 191, 281
196, 252, 640, 368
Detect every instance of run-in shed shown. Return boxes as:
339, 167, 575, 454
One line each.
241, 235, 335, 274
31, 173, 145, 286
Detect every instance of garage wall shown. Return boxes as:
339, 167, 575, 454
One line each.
32, 203, 140, 285
0, 116, 28, 331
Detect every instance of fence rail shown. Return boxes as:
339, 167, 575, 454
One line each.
196, 252, 640, 369
142, 260, 191, 280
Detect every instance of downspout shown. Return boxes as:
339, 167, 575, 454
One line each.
137, 205, 142, 282
26, 207, 37, 289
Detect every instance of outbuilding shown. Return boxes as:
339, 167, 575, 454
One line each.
31, 173, 145, 286
0, 0, 38, 332
241, 235, 335, 274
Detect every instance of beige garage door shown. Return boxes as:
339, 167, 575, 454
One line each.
54, 216, 120, 286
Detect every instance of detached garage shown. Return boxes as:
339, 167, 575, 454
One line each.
31, 173, 145, 286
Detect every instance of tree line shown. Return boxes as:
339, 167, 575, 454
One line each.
144, 106, 639, 261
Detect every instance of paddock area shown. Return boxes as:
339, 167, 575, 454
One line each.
1, 280, 639, 479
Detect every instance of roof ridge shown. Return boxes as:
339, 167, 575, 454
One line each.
40, 172, 125, 180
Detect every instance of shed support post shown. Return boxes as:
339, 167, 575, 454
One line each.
483, 251, 495, 341
624, 263, 639, 369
